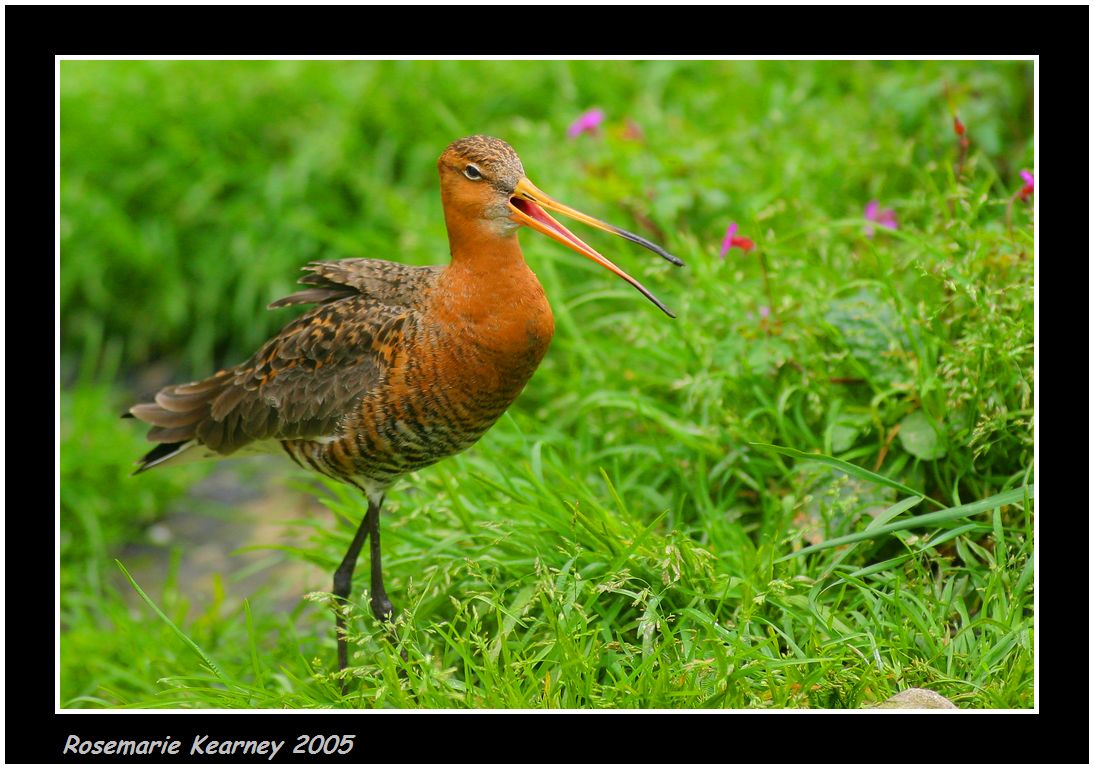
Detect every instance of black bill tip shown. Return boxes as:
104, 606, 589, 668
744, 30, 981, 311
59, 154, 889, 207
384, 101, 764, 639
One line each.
625, 276, 677, 318
610, 225, 685, 267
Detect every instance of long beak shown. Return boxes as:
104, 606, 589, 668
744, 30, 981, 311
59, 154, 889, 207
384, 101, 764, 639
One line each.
508, 177, 683, 318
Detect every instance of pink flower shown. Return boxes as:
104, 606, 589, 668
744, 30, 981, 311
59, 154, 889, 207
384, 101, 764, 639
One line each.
863, 200, 898, 238
758, 306, 771, 319
1018, 169, 1034, 201
567, 108, 605, 138
953, 115, 969, 151
719, 222, 755, 257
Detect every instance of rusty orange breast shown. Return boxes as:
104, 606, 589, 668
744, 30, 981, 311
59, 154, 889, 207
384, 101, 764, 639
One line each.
430, 245, 554, 398
335, 243, 554, 484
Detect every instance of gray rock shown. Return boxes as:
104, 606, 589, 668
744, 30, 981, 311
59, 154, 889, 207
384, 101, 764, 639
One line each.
874, 687, 958, 709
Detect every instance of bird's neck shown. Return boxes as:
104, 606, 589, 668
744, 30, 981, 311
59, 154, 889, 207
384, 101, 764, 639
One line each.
434, 218, 555, 359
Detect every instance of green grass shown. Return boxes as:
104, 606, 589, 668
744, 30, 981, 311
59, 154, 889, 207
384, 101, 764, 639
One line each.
60, 59, 1034, 709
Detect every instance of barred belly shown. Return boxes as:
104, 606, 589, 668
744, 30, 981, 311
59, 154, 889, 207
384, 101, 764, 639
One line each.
281, 399, 508, 488
281, 347, 546, 488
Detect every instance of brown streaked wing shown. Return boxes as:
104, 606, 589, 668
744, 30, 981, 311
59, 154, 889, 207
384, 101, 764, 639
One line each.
134, 258, 444, 456
269, 259, 444, 310
193, 298, 401, 452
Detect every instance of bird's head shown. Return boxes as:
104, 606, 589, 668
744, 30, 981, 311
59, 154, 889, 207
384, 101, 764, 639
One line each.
437, 135, 683, 317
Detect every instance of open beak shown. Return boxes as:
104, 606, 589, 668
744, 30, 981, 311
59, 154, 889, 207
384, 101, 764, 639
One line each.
508, 177, 683, 318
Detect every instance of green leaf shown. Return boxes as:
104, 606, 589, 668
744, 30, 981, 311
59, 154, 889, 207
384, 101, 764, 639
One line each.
830, 412, 872, 453
898, 410, 947, 460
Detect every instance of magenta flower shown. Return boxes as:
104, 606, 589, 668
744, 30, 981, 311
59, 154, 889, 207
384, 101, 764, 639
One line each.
953, 115, 969, 154
863, 200, 898, 238
1018, 169, 1034, 201
719, 222, 755, 258
567, 108, 605, 138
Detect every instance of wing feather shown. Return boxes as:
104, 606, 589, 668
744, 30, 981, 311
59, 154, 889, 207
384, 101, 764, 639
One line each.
130, 258, 443, 465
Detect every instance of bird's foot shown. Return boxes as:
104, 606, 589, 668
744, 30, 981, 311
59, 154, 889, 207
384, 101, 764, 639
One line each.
370, 594, 394, 622
369, 595, 408, 662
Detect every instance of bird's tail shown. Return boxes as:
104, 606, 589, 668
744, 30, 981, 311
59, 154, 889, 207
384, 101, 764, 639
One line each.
126, 371, 233, 473
132, 440, 204, 474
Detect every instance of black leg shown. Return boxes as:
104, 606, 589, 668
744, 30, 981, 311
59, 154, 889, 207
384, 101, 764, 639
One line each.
332, 496, 380, 686
367, 498, 394, 622
366, 497, 408, 662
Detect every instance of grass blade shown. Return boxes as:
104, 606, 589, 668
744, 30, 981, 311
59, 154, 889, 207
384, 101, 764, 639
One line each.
750, 443, 944, 508
777, 485, 1033, 562
864, 495, 925, 531
115, 559, 228, 682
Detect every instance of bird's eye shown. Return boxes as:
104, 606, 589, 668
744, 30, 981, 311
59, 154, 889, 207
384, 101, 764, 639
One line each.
463, 164, 482, 180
